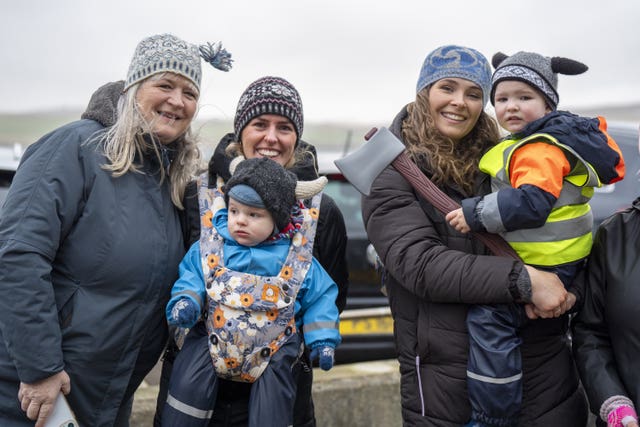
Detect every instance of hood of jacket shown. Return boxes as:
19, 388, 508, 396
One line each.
515, 110, 622, 184
82, 80, 125, 127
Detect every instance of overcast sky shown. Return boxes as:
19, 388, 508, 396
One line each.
2, 0, 639, 125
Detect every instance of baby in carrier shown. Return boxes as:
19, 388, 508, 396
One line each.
163, 157, 341, 427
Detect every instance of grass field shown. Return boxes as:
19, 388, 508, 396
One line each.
3, 103, 636, 153
0, 110, 373, 154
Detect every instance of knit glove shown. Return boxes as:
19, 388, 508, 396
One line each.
169, 298, 199, 328
608, 405, 638, 427
310, 344, 335, 371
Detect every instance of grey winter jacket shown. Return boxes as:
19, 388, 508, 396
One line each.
361, 107, 588, 426
572, 197, 640, 426
0, 119, 185, 426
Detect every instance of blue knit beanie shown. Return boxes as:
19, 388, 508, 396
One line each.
227, 184, 265, 209
416, 45, 492, 106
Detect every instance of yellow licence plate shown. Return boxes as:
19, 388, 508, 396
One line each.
339, 308, 394, 335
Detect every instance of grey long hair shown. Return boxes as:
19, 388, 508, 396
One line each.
100, 76, 201, 209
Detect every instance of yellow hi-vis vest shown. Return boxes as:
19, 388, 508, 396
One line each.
478, 133, 600, 266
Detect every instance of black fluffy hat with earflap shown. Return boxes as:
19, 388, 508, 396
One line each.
222, 157, 297, 231
491, 51, 588, 110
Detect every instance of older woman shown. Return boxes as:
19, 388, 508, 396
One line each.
361, 45, 588, 426
81, 75, 348, 427
0, 33, 230, 426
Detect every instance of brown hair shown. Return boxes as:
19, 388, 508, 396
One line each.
402, 88, 500, 195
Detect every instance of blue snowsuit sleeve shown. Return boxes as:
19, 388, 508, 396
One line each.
296, 259, 341, 349
166, 242, 207, 321
462, 184, 557, 233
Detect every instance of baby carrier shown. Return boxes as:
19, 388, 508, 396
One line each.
197, 172, 321, 382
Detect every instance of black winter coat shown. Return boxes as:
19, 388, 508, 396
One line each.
0, 120, 184, 426
177, 133, 349, 427
361, 107, 587, 426
572, 197, 640, 426
181, 132, 349, 311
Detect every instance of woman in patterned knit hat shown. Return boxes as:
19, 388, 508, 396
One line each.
0, 33, 231, 426
79, 74, 349, 426
163, 156, 340, 427
151, 76, 349, 427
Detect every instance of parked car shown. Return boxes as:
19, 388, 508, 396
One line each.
319, 120, 639, 364
590, 121, 640, 226
0, 143, 22, 215
317, 149, 396, 364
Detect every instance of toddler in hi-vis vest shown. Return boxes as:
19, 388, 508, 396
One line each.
446, 51, 626, 427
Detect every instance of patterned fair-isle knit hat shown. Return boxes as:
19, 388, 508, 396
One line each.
416, 45, 493, 106
491, 51, 588, 110
233, 76, 304, 144
124, 33, 232, 92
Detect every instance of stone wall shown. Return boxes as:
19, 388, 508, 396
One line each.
130, 359, 402, 427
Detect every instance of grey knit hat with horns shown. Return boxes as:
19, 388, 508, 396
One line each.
491, 51, 588, 110
124, 33, 233, 92
223, 157, 297, 231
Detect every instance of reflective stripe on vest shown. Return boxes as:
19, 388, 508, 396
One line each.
478, 133, 597, 266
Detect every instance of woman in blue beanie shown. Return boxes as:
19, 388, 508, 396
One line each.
361, 45, 588, 426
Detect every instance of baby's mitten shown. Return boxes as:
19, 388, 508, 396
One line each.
169, 298, 199, 328
310, 344, 335, 371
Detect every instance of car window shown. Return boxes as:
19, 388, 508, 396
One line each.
323, 178, 366, 237
0, 144, 21, 215
0, 187, 8, 205
0, 171, 14, 215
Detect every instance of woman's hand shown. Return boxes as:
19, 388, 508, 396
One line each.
525, 292, 576, 319
18, 370, 71, 427
525, 265, 567, 315
445, 208, 470, 233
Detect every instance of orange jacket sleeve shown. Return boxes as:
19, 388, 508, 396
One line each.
508, 142, 571, 198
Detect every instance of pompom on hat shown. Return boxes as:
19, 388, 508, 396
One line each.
124, 33, 232, 92
490, 51, 588, 110
416, 45, 492, 106
233, 76, 304, 145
